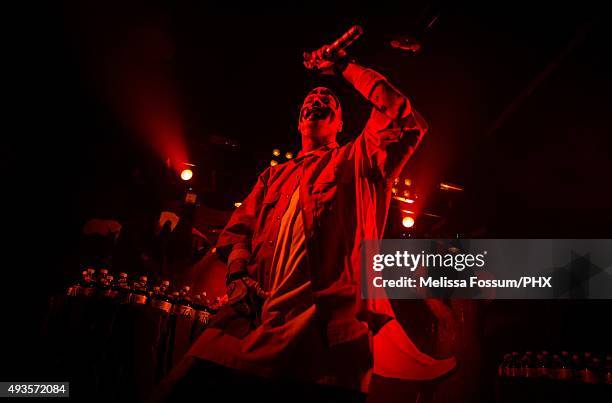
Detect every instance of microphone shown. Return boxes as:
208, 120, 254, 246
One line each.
303, 25, 363, 69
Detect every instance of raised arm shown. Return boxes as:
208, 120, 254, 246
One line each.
342, 62, 428, 180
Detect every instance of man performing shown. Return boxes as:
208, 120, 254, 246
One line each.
156, 31, 455, 403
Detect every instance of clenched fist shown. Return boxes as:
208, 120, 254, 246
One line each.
227, 276, 269, 305
303, 48, 348, 75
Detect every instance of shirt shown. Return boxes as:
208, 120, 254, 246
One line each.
189, 63, 456, 384
193, 186, 371, 390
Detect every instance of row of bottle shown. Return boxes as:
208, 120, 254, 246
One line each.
498, 351, 612, 384
66, 268, 226, 323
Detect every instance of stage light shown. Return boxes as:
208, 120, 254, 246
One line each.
270, 160, 278, 167
403, 190, 410, 198
404, 178, 412, 186
180, 169, 193, 181
285, 152, 293, 159
402, 216, 415, 228
393, 195, 415, 204
272, 149, 281, 157
392, 187, 398, 194
439, 182, 464, 192
234, 202, 242, 208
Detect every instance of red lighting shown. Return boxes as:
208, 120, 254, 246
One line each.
439, 182, 464, 192
180, 169, 193, 181
402, 216, 415, 228
394, 196, 415, 204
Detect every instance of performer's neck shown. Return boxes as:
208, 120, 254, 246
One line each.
301, 135, 336, 153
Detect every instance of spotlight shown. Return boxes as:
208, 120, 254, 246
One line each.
393, 195, 415, 204
272, 149, 281, 157
234, 202, 242, 208
285, 152, 293, 159
439, 182, 464, 192
180, 169, 193, 181
270, 160, 278, 167
402, 216, 415, 228
404, 178, 412, 186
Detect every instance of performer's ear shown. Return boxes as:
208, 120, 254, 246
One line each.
338, 120, 343, 133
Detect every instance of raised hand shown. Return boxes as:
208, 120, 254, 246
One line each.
303, 48, 348, 75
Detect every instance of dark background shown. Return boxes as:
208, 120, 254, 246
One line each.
5, 0, 612, 387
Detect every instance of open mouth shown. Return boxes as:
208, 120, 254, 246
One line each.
302, 105, 331, 121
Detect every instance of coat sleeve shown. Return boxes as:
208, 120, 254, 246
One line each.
342, 63, 428, 181
214, 167, 271, 270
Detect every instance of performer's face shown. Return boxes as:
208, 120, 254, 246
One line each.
298, 87, 343, 139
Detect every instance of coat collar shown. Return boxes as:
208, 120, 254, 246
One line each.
294, 141, 339, 162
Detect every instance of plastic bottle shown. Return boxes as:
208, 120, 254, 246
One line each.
79, 268, 97, 297
536, 353, 550, 378
150, 285, 172, 313
131, 276, 149, 305
557, 351, 573, 380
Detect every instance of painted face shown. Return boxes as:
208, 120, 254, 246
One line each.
299, 87, 341, 123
